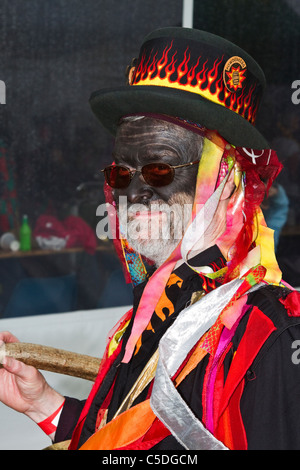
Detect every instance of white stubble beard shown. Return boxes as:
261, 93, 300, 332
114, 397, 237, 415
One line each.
117, 193, 194, 267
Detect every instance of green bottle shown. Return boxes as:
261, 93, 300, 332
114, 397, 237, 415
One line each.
20, 214, 32, 251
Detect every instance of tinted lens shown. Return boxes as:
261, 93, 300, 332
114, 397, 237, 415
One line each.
104, 165, 131, 188
142, 163, 174, 187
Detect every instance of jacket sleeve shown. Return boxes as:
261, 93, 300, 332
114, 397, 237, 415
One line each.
54, 396, 86, 444
240, 323, 300, 450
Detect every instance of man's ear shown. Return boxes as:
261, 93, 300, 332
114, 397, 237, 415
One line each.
220, 167, 236, 200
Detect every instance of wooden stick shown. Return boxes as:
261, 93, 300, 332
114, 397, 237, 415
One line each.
0, 342, 101, 382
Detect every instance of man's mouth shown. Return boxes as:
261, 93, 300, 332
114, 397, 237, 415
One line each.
117, 194, 194, 243
130, 210, 164, 219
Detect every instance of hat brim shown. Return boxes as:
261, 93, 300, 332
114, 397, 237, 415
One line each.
89, 85, 269, 149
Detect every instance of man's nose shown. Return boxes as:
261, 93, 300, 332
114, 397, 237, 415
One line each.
125, 173, 154, 204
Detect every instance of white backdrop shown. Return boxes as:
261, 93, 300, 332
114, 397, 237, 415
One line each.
0, 306, 127, 450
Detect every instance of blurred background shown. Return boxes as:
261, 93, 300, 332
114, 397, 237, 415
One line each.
0, 0, 298, 449
0, 0, 185, 319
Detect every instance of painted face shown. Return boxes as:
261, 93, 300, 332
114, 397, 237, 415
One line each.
112, 116, 202, 204
112, 116, 203, 265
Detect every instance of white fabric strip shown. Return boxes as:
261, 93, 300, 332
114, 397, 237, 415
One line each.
180, 164, 231, 266
150, 277, 245, 450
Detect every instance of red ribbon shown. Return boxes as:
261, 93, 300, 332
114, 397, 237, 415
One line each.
279, 291, 300, 317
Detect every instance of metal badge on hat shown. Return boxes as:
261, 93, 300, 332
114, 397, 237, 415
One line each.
223, 56, 247, 93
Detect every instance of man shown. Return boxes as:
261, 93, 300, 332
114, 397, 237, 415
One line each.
1, 27, 300, 450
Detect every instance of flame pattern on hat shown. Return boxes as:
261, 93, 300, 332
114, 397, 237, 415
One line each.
130, 38, 262, 125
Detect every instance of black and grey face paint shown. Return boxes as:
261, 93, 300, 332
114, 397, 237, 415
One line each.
111, 116, 203, 266
112, 116, 203, 206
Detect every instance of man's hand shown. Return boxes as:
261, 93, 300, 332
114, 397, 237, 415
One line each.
0, 331, 64, 438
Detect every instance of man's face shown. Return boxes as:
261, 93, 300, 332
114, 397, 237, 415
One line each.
112, 116, 202, 265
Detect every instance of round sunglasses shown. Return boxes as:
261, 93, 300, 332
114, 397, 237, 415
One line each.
101, 160, 200, 189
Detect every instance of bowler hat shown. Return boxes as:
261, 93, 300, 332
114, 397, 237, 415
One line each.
89, 27, 269, 149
